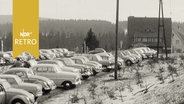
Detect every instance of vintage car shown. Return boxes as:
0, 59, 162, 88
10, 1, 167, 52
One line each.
123, 50, 142, 62
83, 54, 114, 70
118, 51, 137, 66
71, 56, 101, 75
32, 64, 81, 89
37, 60, 81, 74
133, 48, 148, 59
3, 68, 56, 94
60, 48, 74, 57
78, 56, 104, 70
88, 48, 107, 54
0, 79, 36, 104
40, 49, 56, 59
50, 49, 64, 58
136, 47, 157, 58
0, 75, 42, 98
56, 58, 91, 79
0, 52, 14, 65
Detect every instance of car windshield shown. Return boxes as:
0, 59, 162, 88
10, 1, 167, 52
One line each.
57, 61, 65, 67
81, 57, 89, 62
15, 77, 23, 84
122, 51, 129, 56
130, 50, 138, 55
63, 59, 75, 65
27, 70, 35, 76
78, 58, 85, 63
95, 55, 102, 61
2, 81, 11, 90
136, 50, 143, 53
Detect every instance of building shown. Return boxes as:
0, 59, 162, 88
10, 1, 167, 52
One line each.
172, 26, 184, 53
127, 16, 172, 53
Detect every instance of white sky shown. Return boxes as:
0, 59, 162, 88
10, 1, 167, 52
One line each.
0, 0, 184, 22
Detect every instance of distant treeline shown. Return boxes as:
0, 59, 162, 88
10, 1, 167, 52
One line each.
0, 19, 128, 52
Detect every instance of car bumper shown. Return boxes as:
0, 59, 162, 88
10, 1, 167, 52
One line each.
74, 79, 82, 85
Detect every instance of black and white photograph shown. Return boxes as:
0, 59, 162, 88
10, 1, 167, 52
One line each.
0, 0, 184, 104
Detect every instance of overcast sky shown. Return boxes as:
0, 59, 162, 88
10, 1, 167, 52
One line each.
0, 0, 184, 22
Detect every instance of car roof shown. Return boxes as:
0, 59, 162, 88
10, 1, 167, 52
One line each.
0, 79, 8, 82
38, 60, 58, 62
5, 68, 31, 73
33, 64, 57, 67
0, 74, 19, 79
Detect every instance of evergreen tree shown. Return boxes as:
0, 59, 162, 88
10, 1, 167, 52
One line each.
84, 28, 99, 50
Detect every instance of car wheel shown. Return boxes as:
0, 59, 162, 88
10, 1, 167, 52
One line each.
92, 69, 98, 76
12, 99, 25, 104
43, 89, 51, 95
5, 60, 10, 65
82, 75, 89, 80
126, 60, 132, 66
62, 81, 72, 90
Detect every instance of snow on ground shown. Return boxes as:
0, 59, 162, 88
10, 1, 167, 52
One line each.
40, 59, 184, 104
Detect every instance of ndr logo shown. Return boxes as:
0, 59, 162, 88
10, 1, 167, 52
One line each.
20, 29, 32, 38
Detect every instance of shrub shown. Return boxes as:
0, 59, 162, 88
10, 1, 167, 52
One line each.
106, 89, 116, 100
180, 55, 184, 60
167, 64, 178, 82
135, 69, 143, 87
87, 81, 98, 99
155, 67, 165, 84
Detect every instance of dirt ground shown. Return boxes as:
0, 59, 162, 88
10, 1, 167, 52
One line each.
40, 58, 184, 104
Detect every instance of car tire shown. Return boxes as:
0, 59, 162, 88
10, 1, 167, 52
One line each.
126, 60, 132, 66
43, 89, 51, 95
5, 60, 10, 65
62, 81, 72, 90
82, 75, 89, 80
92, 69, 98, 76
12, 99, 26, 104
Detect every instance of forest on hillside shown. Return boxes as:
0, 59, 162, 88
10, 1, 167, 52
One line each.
0, 19, 128, 52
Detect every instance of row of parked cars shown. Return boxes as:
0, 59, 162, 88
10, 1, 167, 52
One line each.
0, 48, 119, 104
0, 47, 156, 104
117, 47, 157, 66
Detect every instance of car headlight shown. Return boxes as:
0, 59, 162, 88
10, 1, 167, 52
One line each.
43, 82, 49, 88
26, 95, 34, 103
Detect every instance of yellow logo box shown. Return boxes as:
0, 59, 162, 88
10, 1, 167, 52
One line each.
13, 0, 39, 58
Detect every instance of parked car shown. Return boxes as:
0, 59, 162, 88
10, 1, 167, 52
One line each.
118, 51, 137, 66
50, 49, 64, 58
0, 74, 42, 98
78, 55, 104, 70
136, 47, 157, 58
71, 56, 100, 75
3, 68, 56, 94
88, 48, 106, 54
40, 49, 56, 59
37, 60, 81, 74
0, 52, 14, 65
0, 79, 36, 104
56, 58, 91, 79
123, 50, 142, 62
39, 52, 53, 60
83, 54, 114, 71
60, 48, 74, 57
32, 64, 81, 89
133, 48, 147, 59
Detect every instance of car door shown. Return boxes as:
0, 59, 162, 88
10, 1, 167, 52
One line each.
0, 84, 5, 104
46, 67, 59, 86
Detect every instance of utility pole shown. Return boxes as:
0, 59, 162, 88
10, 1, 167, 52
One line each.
114, 0, 119, 80
157, 0, 168, 59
